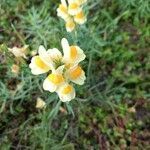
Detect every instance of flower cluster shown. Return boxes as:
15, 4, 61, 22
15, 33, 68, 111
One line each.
29, 38, 86, 102
57, 0, 87, 32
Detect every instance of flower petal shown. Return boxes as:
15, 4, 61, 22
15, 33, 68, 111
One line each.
29, 56, 51, 75
47, 48, 62, 60
43, 77, 57, 92
74, 10, 86, 24
57, 4, 69, 21
43, 72, 65, 92
57, 83, 75, 102
8, 46, 27, 58
65, 65, 86, 85
65, 18, 75, 32
76, 0, 87, 5
55, 65, 65, 74
36, 97, 46, 109
67, 0, 74, 4
61, 38, 70, 56
61, 0, 67, 7
68, 2, 81, 15
38, 45, 53, 68
63, 45, 86, 65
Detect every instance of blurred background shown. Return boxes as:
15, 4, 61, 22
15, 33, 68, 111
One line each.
0, 0, 150, 149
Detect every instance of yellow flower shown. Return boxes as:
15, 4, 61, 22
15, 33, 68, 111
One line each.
57, 0, 87, 32
8, 45, 28, 58
61, 38, 86, 65
43, 66, 65, 92
29, 45, 51, 75
65, 65, 86, 85
57, 0, 69, 21
11, 64, 20, 74
74, 10, 87, 24
65, 18, 76, 32
36, 97, 46, 109
68, 1, 81, 15
57, 83, 75, 102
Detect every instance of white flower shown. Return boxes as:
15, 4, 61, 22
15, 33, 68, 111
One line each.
57, 0, 69, 21
57, 83, 75, 102
29, 45, 63, 75
74, 10, 87, 24
61, 38, 86, 65
43, 65, 65, 92
65, 65, 86, 85
8, 45, 28, 58
65, 18, 76, 32
68, 1, 81, 16
36, 97, 46, 109
29, 45, 51, 75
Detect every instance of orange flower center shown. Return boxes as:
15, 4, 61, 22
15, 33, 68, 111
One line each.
62, 85, 73, 94
70, 66, 82, 79
70, 46, 77, 60
75, 11, 84, 19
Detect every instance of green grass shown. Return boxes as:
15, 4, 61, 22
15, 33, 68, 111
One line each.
0, 0, 150, 149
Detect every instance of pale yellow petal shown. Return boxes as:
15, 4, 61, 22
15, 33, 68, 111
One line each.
38, 45, 53, 68
61, 0, 67, 7
68, 2, 81, 15
57, 83, 75, 102
74, 10, 86, 24
43, 77, 57, 92
61, 38, 70, 54
76, 0, 87, 5
8, 46, 27, 58
36, 97, 46, 109
65, 19, 75, 32
63, 45, 86, 65
43, 72, 65, 92
57, 4, 69, 21
47, 48, 62, 61
29, 55, 50, 75
66, 65, 86, 85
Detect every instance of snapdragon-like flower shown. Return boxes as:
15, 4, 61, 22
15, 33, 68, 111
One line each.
57, 0, 87, 32
29, 46, 52, 75
36, 97, 46, 109
29, 38, 86, 102
8, 45, 28, 59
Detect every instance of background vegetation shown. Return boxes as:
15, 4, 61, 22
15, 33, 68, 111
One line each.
0, 0, 150, 149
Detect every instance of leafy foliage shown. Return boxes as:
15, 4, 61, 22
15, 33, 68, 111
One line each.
0, 0, 150, 149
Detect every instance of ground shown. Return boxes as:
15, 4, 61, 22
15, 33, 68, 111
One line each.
0, 0, 150, 149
